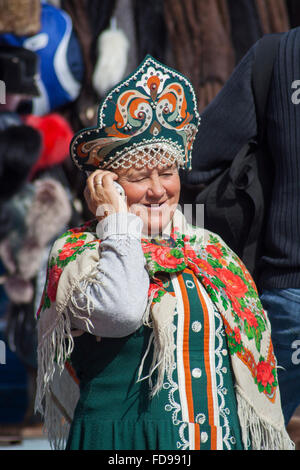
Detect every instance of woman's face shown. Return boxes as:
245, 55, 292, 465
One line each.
116, 163, 181, 236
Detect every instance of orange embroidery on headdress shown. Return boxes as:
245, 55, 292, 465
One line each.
147, 75, 160, 100
105, 124, 130, 138
129, 97, 149, 119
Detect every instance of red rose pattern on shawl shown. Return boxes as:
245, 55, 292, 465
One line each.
215, 268, 249, 297
206, 244, 223, 259
143, 242, 185, 270
37, 221, 278, 400
256, 360, 277, 390
47, 265, 63, 302
38, 220, 99, 312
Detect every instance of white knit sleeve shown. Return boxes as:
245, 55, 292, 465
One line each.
67, 213, 149, 338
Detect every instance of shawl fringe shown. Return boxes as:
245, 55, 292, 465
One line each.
41, 381, 71, 450
137, 292, 177, 397
236, 386, 295, 450
67, 267, 105, 334
35, 310, 74, 449
35, 268, 104, 449
35, 312, 73, 412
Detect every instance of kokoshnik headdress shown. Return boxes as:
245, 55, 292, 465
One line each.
70, 55, 200, 172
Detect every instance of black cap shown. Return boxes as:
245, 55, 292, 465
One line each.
0, 45, 40, 97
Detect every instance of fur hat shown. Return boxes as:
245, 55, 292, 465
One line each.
0, 177, 72, 304
24, 113, 74, 176
0, 124, 41, 200
0, 44, 40, 96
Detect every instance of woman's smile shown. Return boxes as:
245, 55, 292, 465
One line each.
143, 201, 167, 209
115, 163, 181, 235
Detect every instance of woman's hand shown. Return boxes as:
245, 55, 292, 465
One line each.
84, 170, 127, 221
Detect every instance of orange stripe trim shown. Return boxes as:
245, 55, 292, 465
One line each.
194, 423, 201, 450
192, 272, 217, 450
65, 360, 80, 385
177, 273, 195, 427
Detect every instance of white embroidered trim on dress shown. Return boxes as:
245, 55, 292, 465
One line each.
213, 303, 231, 449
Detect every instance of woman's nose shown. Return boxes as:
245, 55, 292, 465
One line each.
147, 176, 166, 198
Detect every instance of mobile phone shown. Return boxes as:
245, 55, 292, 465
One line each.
86, 171, 125, 198
113, 181, 125, 198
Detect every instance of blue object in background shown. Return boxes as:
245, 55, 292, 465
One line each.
0, 331, 28, 424
0, 262, 27, 424
0, 3, 84, 115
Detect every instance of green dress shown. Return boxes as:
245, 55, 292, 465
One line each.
66, 269, 245, 450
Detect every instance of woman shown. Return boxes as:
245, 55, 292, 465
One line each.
35, 55, 293, 450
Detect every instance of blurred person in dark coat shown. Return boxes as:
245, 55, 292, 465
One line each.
184, 28, 300, 427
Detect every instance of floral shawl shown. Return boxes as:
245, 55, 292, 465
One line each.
35, 210, 294, 450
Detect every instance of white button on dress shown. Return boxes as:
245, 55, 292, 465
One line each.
192, 368, 202, 378
191, 321, 202, 333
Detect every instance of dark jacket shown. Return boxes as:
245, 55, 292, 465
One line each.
186, 27, 300, 290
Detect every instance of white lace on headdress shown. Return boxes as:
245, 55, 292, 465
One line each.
102, 142, 185, 170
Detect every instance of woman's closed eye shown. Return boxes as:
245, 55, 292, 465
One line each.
130, 177, 148, 183
130, 173, 173, 183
